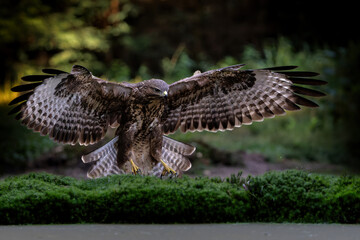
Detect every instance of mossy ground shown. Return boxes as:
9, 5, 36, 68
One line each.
0, 170, 359, 225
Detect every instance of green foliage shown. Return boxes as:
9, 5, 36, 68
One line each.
0, 172, 250, 224
0, 105, 56, 173
169, 39, 357, 168
240, 37, 335, 70
0, 170, 359, 224
0, 0, 137, 81
161, 46, 197, 83
1, 37, 359, 174
0, 0, 358, 171
326, 43, 360, 167
249, 170, 360, 223
235, 39, 360, 167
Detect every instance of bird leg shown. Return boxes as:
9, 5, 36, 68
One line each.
130, 159, 140, 175
149, 127, 176, 176
160, 159, 176, 176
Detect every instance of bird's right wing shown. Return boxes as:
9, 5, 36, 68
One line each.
9, 65, 133, 145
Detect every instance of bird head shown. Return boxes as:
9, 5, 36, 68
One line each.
140, 79, 169, 99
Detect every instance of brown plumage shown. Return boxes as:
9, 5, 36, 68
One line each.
9, 64, 326, 178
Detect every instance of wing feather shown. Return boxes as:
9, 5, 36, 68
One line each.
8, 91, 34, 105
42, 68, 68, 75
9, 65, 132, 145
21, 75, 54, 82
163, 64, 326, 134
288, 77, 327, 86
11, 82, 43, 92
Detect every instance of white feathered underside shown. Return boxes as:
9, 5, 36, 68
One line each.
82, 136, 195, 178
82, 137, 124, 178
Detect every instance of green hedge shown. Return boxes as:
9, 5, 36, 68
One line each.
0, 170, 359, 224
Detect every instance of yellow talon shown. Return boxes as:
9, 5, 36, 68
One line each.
130, 159, 140, 175
160, 159, 176, 175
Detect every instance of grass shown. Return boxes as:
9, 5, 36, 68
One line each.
0, 170, 359, 224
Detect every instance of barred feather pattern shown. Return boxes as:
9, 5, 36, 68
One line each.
152, 136, 195, 177
9, 64, 326, 179
9, 65, 131, 146
83, 137, 125, 178
83, 136, 195, 178
163, 65, 325, 134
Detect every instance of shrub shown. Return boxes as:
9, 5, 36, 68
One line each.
0, 170, 359, 224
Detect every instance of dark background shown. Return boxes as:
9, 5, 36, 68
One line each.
0, 0, 358, 80
0, 0, 359, 177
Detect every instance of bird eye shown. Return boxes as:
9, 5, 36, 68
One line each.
153, 88, 161, 92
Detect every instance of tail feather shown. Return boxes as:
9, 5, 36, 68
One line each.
81, 136, 119, 163
84, 136, 124, 178
82, 136, 195, 178
152, 136, 195, 177
162, 136, 196, 156
87, 163, 123, 179
163, 150, 192, 172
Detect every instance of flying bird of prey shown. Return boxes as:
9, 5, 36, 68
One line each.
9, 64, 326, 178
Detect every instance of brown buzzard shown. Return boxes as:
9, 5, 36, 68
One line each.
9, 64, 326, 178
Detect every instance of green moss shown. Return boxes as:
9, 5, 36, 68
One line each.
0, 170, 359, 224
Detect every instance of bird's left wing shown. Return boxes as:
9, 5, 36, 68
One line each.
9, 65, 132, 145
163, 64, 326, 134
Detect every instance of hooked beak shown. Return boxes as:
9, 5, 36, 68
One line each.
162, 90, 168, 97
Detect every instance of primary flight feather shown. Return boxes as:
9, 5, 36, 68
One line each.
9, 64, 326, 178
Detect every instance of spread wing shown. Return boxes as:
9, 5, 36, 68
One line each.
9, 65, 133, 145
163, 64, 326, 134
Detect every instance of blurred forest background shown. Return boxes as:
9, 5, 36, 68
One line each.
0, 0, 359, 178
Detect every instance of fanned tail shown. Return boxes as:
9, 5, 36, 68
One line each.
82, 135, 195, 178
152, 136, 196, 177
82, 136, 124, 178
